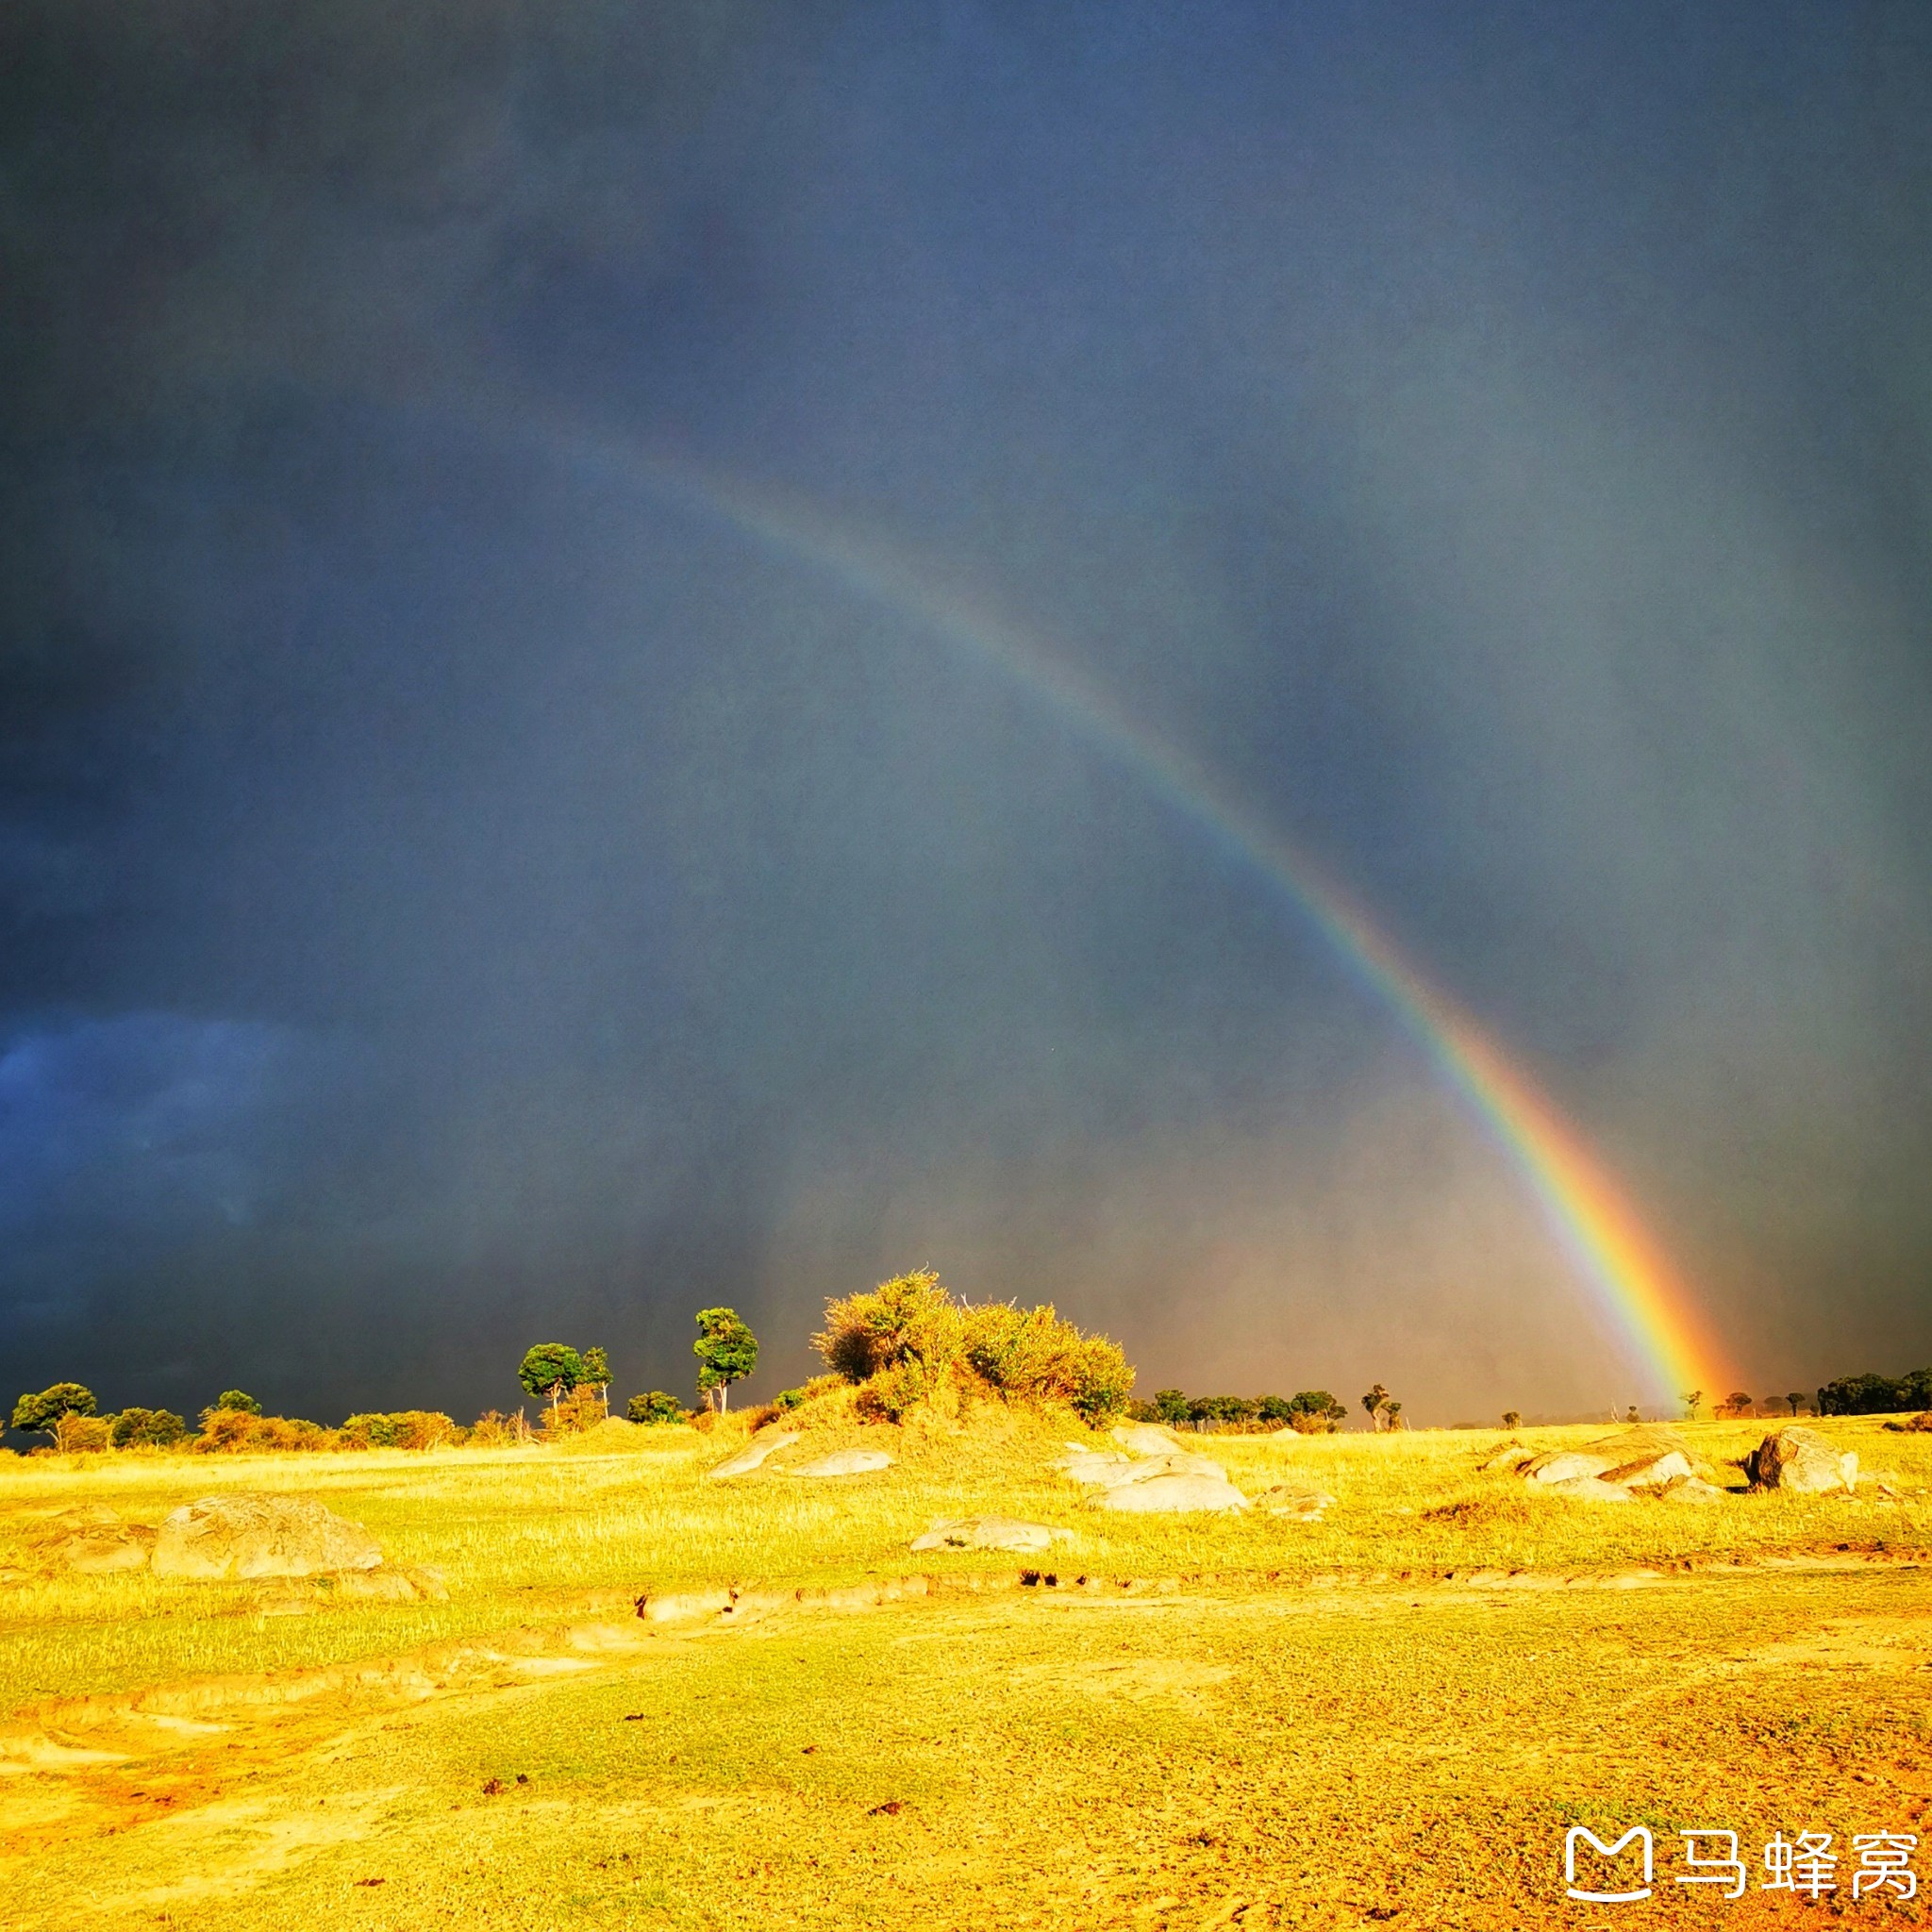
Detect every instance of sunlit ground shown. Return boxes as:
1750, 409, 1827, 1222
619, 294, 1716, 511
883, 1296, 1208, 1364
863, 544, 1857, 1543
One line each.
2, 1418, 1928, 1927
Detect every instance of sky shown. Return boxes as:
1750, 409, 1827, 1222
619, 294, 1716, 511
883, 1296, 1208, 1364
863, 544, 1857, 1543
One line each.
4, 0, 1930, 1427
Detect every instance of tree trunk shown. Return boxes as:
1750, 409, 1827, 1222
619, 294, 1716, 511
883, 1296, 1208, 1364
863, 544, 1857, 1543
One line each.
719, 1382, 728, 1412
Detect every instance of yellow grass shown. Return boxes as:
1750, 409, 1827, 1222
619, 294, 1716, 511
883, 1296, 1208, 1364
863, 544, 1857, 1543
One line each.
3, 1415, 1929, 1926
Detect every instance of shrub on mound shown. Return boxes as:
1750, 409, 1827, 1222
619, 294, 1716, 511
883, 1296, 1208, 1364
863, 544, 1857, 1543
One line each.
339, 1410, 458, 1450
812, 1269, 1134, 1425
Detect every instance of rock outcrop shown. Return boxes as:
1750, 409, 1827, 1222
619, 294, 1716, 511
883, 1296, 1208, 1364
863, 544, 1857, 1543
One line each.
909, 1516, 1068, 1553
1744, 1426, 1857, 1495
1110, 1424, 1185, 1457
788, 1448, 892, 1478
151, 1495, 384, 1580
704, 1431, 801, 1480
1100, 1473, 1250, 1513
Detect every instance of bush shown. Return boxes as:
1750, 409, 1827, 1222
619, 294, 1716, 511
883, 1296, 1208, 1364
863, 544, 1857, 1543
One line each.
193, 1410, 334, 1453
339, 1410, 458, 1450
212, 1390, 262, 1415
109, 1407, 188, 1448
468, 1408, 530, 1445
814, 1272, 1134, 1424
816, 1270, 963, 1383
626, 1391, 689, 1425
55, 1414, 111, 1453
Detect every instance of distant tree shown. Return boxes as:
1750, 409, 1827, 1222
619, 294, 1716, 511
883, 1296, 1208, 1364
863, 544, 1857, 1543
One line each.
1624, 1407, 1641, 1424
626, 1391, 687, 1425
1681, 1390, 1703, 1420
213, 1390, 262, 1415
10, 1383, 96, 1441
1786, 1392, 1807, 1417
518, 1343, 586, 1420
109, 1407, 187, 1448
1284, 1391, 1347, 1433
692, 1308, 758, 1412
579, 1346, 612, 1412
1721, 1391, 1754, 1418
1361, 1384, 1391, 1432
1382, 1399, 1405, 1431
1501, 1410, 1522, 1430
1151, 1389, 1191, 1427
1255, 1394, 1293, 1426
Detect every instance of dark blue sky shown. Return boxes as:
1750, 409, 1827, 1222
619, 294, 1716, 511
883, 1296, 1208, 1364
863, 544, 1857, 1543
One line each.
4, 1, 1929, 1424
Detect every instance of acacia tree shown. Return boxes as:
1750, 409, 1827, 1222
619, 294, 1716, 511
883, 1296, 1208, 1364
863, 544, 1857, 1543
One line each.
692, 1308, 758, 1412
1721, 1391, 1754, 1419
1501, 1410, 1522, 1429
579, 1346, 612, 1414
1786, 1392, 1807, 1417
10, 1383, 96, 1442
518, 1343, 585, 1421
1361, 1384, 1391, 1432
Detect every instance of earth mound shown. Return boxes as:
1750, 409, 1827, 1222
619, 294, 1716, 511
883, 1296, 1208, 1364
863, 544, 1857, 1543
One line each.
152, 1495, 385, 1579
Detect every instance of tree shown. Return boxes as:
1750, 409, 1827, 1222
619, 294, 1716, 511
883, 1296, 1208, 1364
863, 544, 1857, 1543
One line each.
1501, 1410, 1522, 1430
1624, 1407, 1641, 1424
626, 1391, 687, 1425
1681, 1390, 1703, 1420
580, 1346, 612, 1410
1721, 1391, 1754, 1418
10, 1383, 96, 1441
1361, 1384, 1391, 1431
518, 1343, 585, 1420
1382, 1399, 1405, 1431
692, 1308, 758, 1411
1786, 1392, 1807, 1417
214, 1390, 261, 1415
1151, 1389, 1191, 1427
109, 1407, 187, 1448
1286, 1391, 1347, 1433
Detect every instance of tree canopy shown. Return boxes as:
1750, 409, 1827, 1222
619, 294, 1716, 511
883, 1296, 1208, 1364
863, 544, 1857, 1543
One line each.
693, 1308, 758, 1410
10, 1383, 97, 1437
518, 1343, 586, 1406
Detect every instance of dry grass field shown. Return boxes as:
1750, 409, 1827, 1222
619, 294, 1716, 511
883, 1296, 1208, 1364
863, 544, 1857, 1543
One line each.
3, 1414, 1929, 1928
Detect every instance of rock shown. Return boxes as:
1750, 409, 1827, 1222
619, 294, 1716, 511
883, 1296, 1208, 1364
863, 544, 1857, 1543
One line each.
1599, 1450, 1693, 1490
1106, 1451, 1229, 1486
1058, 1452, 1137, 1487
788, 1449, 892, 1478
1542, 1474, 1637, 1504
55, 1525, 153, 1574
151, 1496, 384, 1580
1110, 1424, 1184, 1457
705, 1431, 801, 1480
909, 1516, 1067, 1553
1480, 1444, 1533, 1474
1258, 1486, 1334, 1521
1657, 1475, 1726, 1503
1522, 1451, 1616, 1485
1099, 1474, 1250, 1514
1744, 1426, 1857, 1495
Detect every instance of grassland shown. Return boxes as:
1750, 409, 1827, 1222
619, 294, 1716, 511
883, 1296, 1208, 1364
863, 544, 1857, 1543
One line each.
3, 1415, 1929, 1928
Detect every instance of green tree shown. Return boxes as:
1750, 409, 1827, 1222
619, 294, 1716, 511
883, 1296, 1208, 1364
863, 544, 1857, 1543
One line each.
580, 1346, 612, 1407
626, 1391, 687, 1425
1151, 1388, 1191, 1427
108, 1407, 188, 1448
692, 1308, 758, 1411
214, 1390, 261, 1415
518, 1343, 585, 1420
10, 1383, 97, 1441
1287, 1391, 1347, 1430
1681, 1390, 1703, 1420
1361, 1384, 1391, 1431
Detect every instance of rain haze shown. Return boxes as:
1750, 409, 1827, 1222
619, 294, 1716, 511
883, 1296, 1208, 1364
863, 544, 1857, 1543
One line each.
4, 1, 1930, 1427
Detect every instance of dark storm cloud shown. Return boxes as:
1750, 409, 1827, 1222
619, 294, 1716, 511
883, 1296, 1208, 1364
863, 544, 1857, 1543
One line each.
3, 0, 1930, 1424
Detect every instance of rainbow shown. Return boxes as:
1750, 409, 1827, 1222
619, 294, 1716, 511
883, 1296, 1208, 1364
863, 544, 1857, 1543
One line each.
555, 427, 1726, 1404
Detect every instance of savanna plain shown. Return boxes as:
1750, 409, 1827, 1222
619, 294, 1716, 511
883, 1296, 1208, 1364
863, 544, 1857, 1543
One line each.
3, 1415, 1930, 1931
